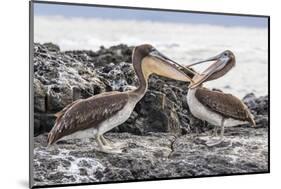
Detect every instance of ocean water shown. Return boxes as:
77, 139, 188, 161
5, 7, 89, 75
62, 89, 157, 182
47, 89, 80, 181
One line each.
34, 16, 268, 97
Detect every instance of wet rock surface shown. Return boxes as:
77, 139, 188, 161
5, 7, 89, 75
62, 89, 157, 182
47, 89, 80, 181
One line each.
33, 126, 268, 186
33, 43, 269, 186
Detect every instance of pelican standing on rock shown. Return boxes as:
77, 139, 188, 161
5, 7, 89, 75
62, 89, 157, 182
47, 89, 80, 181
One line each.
47, 44, 194, 153
185, 50, 256, 146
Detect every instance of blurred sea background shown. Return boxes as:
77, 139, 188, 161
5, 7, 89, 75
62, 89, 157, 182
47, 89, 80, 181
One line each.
33, 3, 268, 98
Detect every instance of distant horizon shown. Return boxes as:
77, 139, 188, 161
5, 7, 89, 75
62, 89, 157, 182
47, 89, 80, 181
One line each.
34, 2, 268, 28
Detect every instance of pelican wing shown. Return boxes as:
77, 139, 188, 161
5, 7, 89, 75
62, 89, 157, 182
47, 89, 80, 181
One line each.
54, 99, 83, 118
48, 91, 129, 145
195, 88, 255, 125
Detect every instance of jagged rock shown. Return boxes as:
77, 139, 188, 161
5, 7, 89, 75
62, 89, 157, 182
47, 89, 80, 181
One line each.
33, 43, 268, 137
33, 43, 191, 136
43, 42, 60, 52
33, 129, 268, 186
243, 93, 268, 127
34, 78, 46, 113
32, 43, 268, 187
113, 90, 183, 135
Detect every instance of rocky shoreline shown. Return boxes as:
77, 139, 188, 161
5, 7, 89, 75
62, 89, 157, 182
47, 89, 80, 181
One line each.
32, 43, 268, 186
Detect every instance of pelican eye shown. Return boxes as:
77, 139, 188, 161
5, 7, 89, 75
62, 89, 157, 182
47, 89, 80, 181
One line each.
150, 48, 156, 52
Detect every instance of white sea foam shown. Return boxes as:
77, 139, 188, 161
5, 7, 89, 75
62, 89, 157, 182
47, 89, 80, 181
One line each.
34, 16, 268, 97
33, 145, 106, 185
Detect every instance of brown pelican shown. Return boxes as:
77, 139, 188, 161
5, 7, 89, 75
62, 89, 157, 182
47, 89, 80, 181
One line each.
47, 44, 194, 153
186, 50, 256, 146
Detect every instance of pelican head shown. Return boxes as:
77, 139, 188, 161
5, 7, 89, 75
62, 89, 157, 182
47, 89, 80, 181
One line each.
188, 50, 236, 89
132, 44, 194, 83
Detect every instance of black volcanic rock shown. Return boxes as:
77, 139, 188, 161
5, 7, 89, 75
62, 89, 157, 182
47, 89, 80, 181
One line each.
33, 43, 193, 136
33, 128, 268, 186
243, 93, 269, 127
42, 42, 60, 52
32, 43, 268, 187
33, 43, 268, 136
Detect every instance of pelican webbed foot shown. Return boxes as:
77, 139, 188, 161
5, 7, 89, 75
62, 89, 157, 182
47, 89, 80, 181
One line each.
205, 138, 232, 147
98, 147, 123, 154
101, 135, 127, 148
205, 138, 224, 146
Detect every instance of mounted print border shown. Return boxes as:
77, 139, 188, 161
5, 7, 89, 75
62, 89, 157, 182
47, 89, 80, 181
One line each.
29, 1, 270, 188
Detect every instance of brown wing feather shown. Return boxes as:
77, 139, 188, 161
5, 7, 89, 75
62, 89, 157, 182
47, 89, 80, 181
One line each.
195, 88, 255, 125
54, 99, 82, 118
47, 91, 129, 145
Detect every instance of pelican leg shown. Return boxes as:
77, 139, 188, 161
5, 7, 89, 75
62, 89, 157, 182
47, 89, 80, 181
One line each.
211, 126, 218, 137
220, 121, 225, 140
206, 119, 225, 146
96, 135, 108, 149
96, 134, 122, 154
195, 127, 199, 136
100, 135, 113, 147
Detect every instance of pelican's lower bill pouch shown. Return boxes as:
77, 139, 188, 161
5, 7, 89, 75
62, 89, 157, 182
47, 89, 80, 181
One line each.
29, 1, 270, 188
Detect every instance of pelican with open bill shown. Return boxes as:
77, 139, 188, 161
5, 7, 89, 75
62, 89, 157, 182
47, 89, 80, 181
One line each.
186, 50, 256, 146
47, 44, 195, 153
